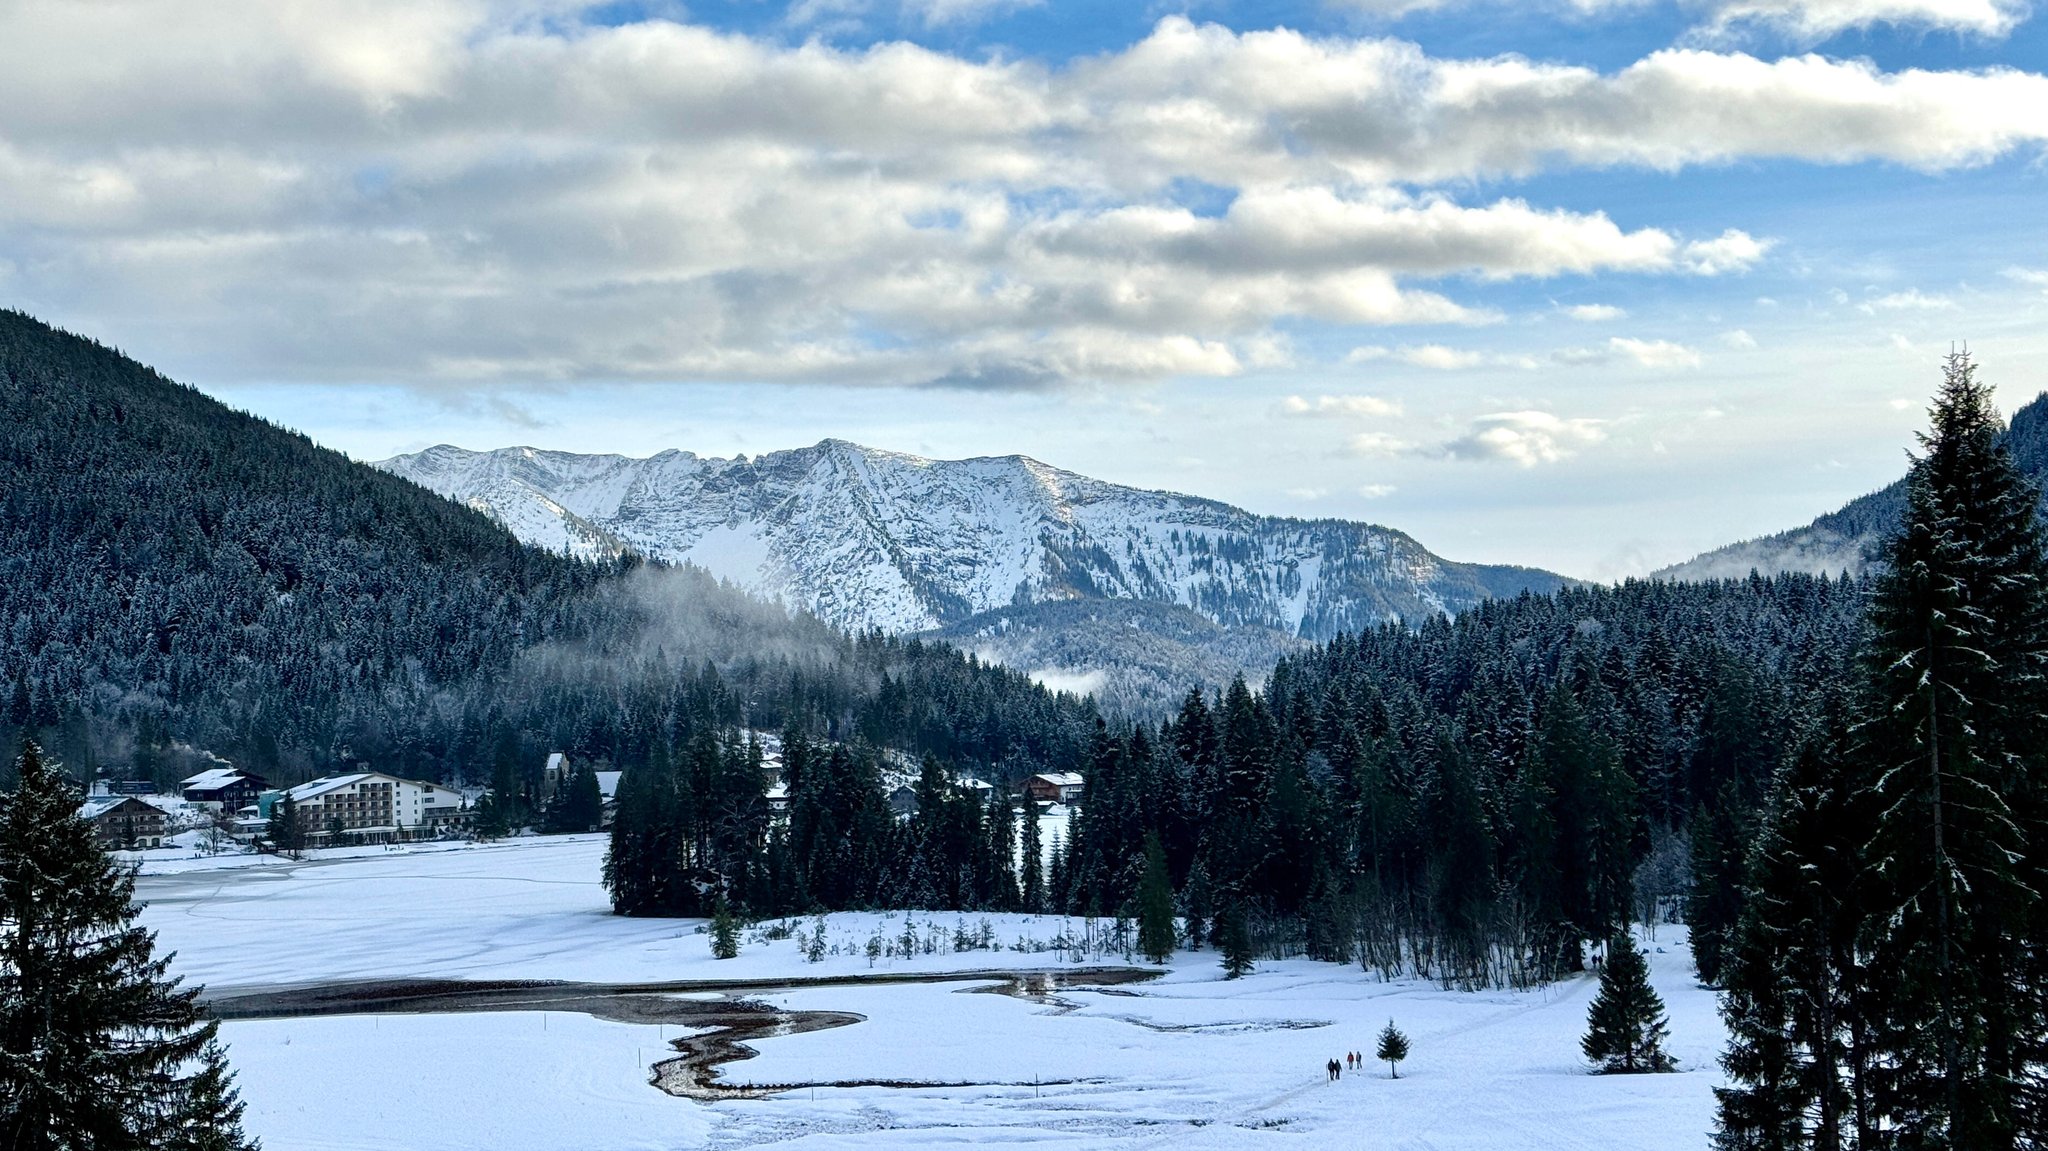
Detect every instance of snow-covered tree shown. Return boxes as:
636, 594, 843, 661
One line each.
0, 742, 258, 1150
1583, 936, 1674, 1074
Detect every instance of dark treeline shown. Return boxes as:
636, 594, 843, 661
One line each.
604, 562, 1871, 978
0, 311, 1098, 808
604, 728, 1033, 918
1056, 570, 1866, 987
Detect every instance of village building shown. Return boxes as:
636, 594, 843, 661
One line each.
1023, 772, 1085, 804
80, 795, 169, 849
181, 767, 269, 813
279, 771, 470, 844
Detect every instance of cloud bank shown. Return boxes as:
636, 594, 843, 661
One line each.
2, 4, 2044, 388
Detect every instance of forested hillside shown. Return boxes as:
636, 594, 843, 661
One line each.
1055, 573, 1866, 986
0, 312, 1097, 796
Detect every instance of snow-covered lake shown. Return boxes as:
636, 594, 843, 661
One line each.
136, 836, 1729, 1150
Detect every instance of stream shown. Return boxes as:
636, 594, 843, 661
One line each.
202, 966, 1160, 1099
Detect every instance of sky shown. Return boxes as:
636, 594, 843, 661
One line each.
4, 0, 2047, 580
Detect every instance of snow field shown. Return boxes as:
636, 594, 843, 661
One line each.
138, 835, 1730, 1149
222, 1012, 713, 1151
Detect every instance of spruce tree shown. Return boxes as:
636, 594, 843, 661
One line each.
1713, 714, 1867, 1150
1218, 902, 1254, 979
1019, 796, 1045, 914
266, 793, 303, 860
1376, 1019, 1409, 1079
1857, 352, 2048, 1149
0, 741, 258, 1150
1583, 935, 1674, 1073
710, 896, 740, 960
1180, 859, 1213, 951
1135, 833, 1176, 964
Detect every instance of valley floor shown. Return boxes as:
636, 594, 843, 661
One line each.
136, 836, 1728, 1150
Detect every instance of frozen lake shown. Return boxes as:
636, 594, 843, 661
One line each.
136, 836, 1728, 1150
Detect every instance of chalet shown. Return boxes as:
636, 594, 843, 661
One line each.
81, 795, 168, 849
281, 771, 470, 844
182, 767, 269, 813
887, 783, 920, 818
1024, 772, 1085, 804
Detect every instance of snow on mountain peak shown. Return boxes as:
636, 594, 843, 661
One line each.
376, 439, 1571, 638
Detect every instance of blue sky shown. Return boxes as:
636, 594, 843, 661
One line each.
2, 0, 2046, 578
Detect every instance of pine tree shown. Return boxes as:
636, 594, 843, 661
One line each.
1180, 859, 1213, 951
1856, 352, 2048, 1149
1218, 902, 1254, 979
0, 741, 259, 1150
1376, 1019, 1409, 1079
1713, 715, 1867, 1150
267, 793, 304, 860
1583, 935, 1674, 1073
710, 895, 740, 960
1135, 833, 1176, 964
1019, 795, 1045, 914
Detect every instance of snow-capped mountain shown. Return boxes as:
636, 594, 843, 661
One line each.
376, 440, 1572, 639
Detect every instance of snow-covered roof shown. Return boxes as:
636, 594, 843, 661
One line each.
594, 771, 622, 801
182, 768, 249, 791
1032, 772, 1084, 788
546, 752, 567, 774
284, 773, 376, 802
79, 796, 156, 821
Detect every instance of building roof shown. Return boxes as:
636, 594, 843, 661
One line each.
283, 773, 376, 802
1032, 772, 1085, 788
79, 796, 157, 821
181, 767, 249, 791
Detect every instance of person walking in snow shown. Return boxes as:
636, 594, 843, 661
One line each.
1327, 1058, 1341, 1082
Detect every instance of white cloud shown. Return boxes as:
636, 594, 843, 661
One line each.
1859, 289, 1958, 312
2007, 266, 2048, 289
1286, 486, 1331, 499
1400, 344, 1490, 370
1694, 0, 2028, 42
1329, 0, 1458, 14
1561, 303, 1628, 321
1357, 483, 1399, 498
1435, 410, 1608, 466
1280, 394, 1403, 417
1609, 336, 1704, 368
1344, 431, 1414, 457
1335, 0, 2027, 39
1681, 230, 1772, 274
1720, 328, 1758, 348
0, 9, 2042, 388
902, 0, 1043, 26
1556, 336, 1704, 368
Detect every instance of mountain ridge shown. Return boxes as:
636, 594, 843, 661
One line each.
1655, 388, 2048, 581
377, 439, 1576, 641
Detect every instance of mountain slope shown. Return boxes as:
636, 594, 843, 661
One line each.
1657, 390, 2048, 581
378, 442, 1573, 640
0, 311, 1098, 788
